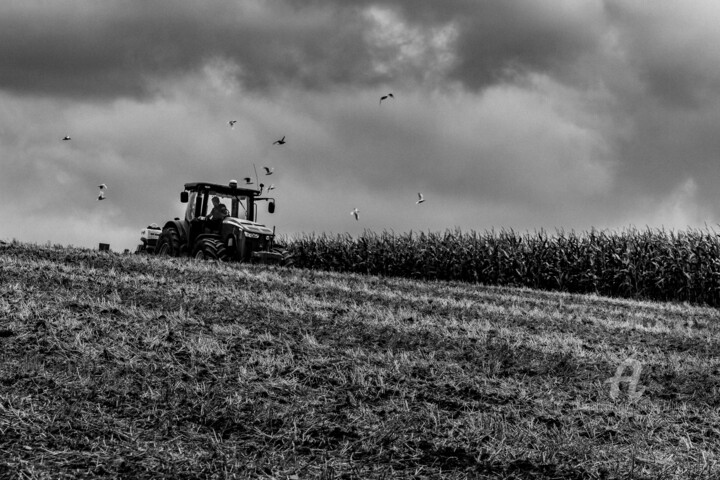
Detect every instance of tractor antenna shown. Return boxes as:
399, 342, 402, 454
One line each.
253, 163, 260, 192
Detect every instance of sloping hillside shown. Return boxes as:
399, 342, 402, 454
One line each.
1, 242, 720, 479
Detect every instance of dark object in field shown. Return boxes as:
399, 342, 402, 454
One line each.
0, 329, 14, 338
99, 243, 110, 252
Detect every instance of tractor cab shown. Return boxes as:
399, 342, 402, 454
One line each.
182, 187, 252, 241
183, 188, 252, 222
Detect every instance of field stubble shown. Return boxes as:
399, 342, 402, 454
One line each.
1, 241, 720, 479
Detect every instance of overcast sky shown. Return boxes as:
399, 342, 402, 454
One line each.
3, 0, 720, 252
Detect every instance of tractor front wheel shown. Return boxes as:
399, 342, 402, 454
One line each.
193, 238, 228, 261
156, 229, 182, 257
273, 248, 295, 267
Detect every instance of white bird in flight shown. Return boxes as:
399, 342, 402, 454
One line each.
62, 136, 71, 141
98, 184, 108, 190
351, 208, 359, 221
244, 177, 253, 185
416, 192, 425, 204
263, 166, 274, 175
97, 191, 105, 201
228, 120, 237, 128
273, 136, 286, 145
267, 184, 275, 192
379, 93, 394, 105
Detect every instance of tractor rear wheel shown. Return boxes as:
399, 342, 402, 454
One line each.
193, 238, 228, 261
156, 228, 182, 257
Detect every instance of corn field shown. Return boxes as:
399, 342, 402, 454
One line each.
287, 227, 720, 307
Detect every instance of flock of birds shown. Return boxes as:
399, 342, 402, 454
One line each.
62, 92, 425, 218
225, 93, 424, 222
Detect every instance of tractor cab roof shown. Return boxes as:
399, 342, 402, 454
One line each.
184, 181, 261, 197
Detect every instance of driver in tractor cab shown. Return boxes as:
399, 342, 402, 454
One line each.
208, 196, 229, 231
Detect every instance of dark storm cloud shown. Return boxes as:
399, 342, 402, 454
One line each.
0, 1, 611, 99
16, 0, 714, 107
0, 1, 372, 98
373, 0, 606, 90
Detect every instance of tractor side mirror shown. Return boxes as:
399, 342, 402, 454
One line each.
180, 191, 189, 203
268, 200, 275, 214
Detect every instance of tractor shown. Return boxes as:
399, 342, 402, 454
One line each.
149, 180, 292, 265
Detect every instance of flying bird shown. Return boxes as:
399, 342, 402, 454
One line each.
416, 192, 425, 204
379, 93, 394, 105
62, 136, 71, 141
351, 208, 359, 221
98, 184, 108, 190
263, 166, 274, 175
273, 136, 286, 145
97, 192, 105, 201
228, 120, 237, 128
267, 184, 275, 192
243, 177, 253, 185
